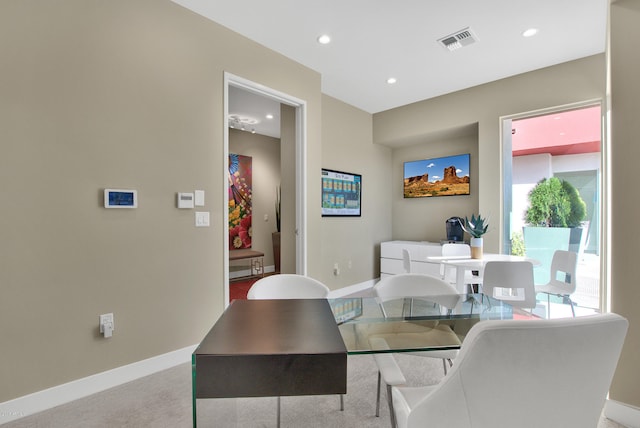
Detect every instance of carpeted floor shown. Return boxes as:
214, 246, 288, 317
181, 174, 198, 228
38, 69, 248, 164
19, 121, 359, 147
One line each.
229, 278, 256, 301
4, 354, 625, 428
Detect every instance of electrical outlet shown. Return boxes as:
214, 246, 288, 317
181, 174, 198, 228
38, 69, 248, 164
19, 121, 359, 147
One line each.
99, 313, 114, 333
333, 263, 340, 276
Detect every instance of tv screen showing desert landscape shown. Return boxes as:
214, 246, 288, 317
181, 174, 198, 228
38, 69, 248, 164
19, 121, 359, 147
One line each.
403, 153, 470, 198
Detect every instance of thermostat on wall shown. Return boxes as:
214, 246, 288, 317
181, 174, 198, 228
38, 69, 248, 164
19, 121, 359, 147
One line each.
104, 189, 137, 208
177, 192, 195, 209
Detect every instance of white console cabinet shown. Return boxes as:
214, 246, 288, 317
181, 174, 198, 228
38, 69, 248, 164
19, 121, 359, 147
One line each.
380, 240, 442, 279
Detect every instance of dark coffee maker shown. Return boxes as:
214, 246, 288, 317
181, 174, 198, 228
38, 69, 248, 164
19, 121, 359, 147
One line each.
445, 217, 464, 242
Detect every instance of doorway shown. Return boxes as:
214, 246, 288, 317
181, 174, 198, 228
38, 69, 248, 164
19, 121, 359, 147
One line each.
502, 102, 604, 314
223, 73, 308, 307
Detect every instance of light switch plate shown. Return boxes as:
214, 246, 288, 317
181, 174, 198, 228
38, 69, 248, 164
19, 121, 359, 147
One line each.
195, 211, 210, 227
195, 190, 205, 206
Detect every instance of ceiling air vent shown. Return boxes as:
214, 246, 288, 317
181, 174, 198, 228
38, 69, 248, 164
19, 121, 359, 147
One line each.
437, 27, 478, 51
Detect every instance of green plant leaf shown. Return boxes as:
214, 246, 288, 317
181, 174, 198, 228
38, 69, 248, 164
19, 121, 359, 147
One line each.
460, 213, 489, 238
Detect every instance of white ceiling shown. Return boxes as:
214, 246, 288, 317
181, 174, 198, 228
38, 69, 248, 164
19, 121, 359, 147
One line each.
228, 86, 282, 139
173, 0, 607, 137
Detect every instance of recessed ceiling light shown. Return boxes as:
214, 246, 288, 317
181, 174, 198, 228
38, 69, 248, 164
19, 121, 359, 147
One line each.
387, 77, 397, 84
317, 34, 331, 45
522, 28, 538, 38
266, 114, 274, 120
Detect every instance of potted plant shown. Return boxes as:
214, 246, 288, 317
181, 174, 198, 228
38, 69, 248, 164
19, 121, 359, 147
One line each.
525, 177, 586, 228
272, 185, 281, 273
523, 177, 587, 282
460, 213, 489, 259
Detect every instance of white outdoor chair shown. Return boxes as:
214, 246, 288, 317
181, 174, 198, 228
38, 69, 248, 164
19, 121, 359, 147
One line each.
440, 243, 482, 292
535, 250, 578, 317
247, 274, 330, 299
371, 274, 461, 423
392, 313, 628, 428
247, 274, 338, 425
482, 261, 537, 315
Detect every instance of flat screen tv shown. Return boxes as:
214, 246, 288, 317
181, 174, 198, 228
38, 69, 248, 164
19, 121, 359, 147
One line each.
403, 153, 470, 198
321, 168, 361, 216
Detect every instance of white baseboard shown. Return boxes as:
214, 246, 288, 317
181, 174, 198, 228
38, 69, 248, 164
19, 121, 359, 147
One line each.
328, 278, 377, 298
604, 399, 640, 428
229, 265, 275, 280
0, 344, 197, 425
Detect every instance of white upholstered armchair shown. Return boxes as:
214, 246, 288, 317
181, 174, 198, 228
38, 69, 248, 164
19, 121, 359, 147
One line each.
392, 313, 628, 428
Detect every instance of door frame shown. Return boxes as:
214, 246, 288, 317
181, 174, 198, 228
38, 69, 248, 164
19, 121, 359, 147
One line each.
499, 98, 607, 311
223, 72, 308, 306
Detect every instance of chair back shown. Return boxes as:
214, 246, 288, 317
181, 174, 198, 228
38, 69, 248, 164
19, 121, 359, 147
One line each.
402, 249, 412, 273
440, 243, 471, 281
482, 261, 536, 310
247, 274, 330, 299
374, 273, 457, 301
442, 243, 471, 257
374, 274, 460, 316
547, 250, 578, 294
397, 313, 628, 428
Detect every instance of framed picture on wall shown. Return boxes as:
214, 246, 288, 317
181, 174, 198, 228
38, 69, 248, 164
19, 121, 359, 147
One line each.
321, 168, 362, 217
403, 153, 470, 198
228, 153, 253, 249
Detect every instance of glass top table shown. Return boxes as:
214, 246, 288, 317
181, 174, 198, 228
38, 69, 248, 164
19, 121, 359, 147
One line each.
192, 295, 513, 426
329, 293, 513, 354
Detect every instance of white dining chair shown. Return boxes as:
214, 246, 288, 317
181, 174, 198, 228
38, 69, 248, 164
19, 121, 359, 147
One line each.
370, 337, 407, 428
392, 313, 628, 428
440, 243, 482, 292
535, 250, 578, 317
481, 261, 537, 315
247, 273, 330, 299
372, 274, 461, 422
247, 274, 339, 426
402, 248, 412, 273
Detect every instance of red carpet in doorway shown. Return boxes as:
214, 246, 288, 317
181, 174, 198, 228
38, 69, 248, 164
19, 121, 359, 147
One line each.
229, 278, 257, 301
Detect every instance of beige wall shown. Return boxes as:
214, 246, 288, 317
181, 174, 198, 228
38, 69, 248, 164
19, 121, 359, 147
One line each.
375, 54, 606, 252
609, 0, 640, 408
0, 0, 322, 402
319, 95, 392, 287
391, 131, 479, 241
228, 129, 281, 269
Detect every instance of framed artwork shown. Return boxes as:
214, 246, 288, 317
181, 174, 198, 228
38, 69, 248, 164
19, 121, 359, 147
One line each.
228, 153, 252, 249
321, 168, 362, 217
403, 153, 470, 198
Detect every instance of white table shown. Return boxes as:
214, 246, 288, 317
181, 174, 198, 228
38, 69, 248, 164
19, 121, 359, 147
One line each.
427, 254, 540, 293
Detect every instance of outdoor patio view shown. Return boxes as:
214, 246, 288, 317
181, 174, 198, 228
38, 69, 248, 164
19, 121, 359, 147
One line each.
509, 105, 602, 317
